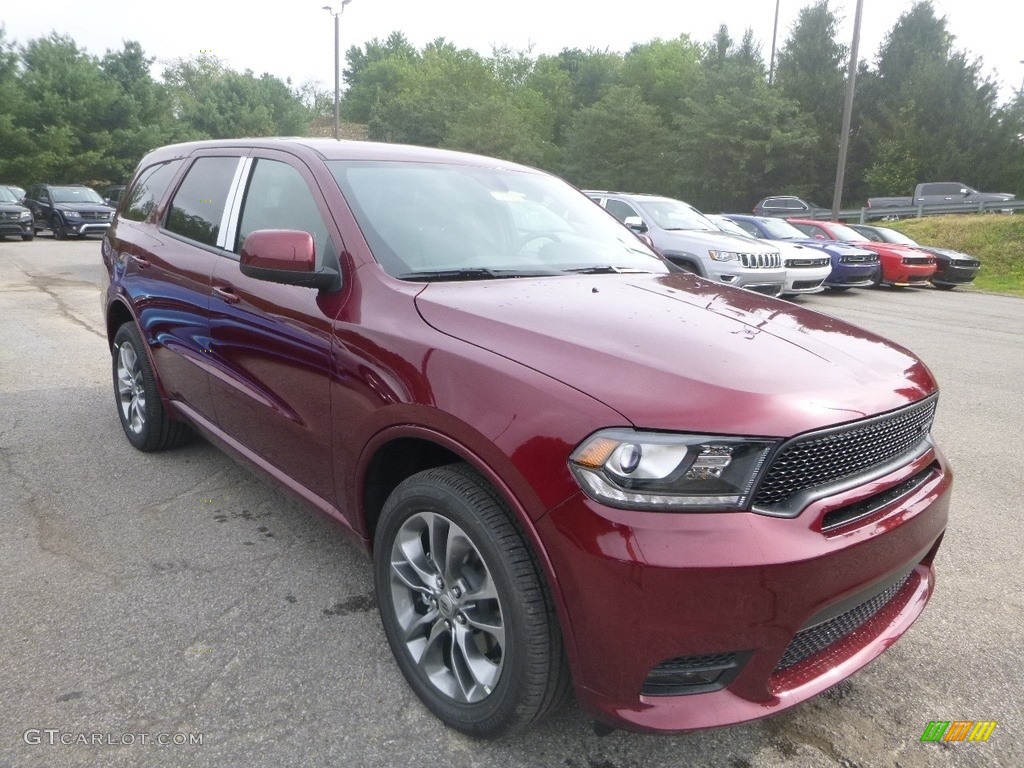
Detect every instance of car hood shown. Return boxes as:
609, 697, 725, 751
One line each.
415, 273, 935, 437
0, 203, 29, 213
924, 246, 978, 262
653, 228, 780, 255
56, 203, 113, 213
781, 238, 875, 257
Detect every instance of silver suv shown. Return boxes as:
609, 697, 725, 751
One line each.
586, 191, 786, 297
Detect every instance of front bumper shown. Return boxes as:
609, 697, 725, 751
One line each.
0, 215, 33, 237
825, 261, 877, 287
56, 220, 112, 237
782, 264, 832, 295
538, 447, 951, 733
932, 262, 980, 285
879, 260, 935, 286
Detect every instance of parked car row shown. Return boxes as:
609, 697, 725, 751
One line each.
0, 182, 117, 241
586, 191, 978, 295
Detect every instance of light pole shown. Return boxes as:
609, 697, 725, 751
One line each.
323, 0, 352, 140
769, 0, 781, 85
1019, 60, 1024, 93
831, 0, 864, 221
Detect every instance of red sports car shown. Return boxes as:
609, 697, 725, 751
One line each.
788, 218, 936, 287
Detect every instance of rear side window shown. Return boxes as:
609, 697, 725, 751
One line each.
121, 161, 183, 222
164, 157, 240, 247
234, 159, 333, 262
605, 199, 639, 223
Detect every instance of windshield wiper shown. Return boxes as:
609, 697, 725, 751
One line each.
563, 266, 652, 274
397, 268, 561, 282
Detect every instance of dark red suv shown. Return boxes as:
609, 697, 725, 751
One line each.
102, 138, 951, 737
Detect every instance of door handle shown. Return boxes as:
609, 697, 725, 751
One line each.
213, 286, 241, 304
130, 254, 150, 268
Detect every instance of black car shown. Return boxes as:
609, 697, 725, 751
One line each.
753, 196, 829, 218
23, 184, 115, 239
0, 185, 34, 241
849, 224, 981, 290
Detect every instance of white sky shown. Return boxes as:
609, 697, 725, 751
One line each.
3, 1, 1022, 104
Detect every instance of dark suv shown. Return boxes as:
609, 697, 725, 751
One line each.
24, 183, 115, 239
102, 138, 951, 737
0, 185, 34, 240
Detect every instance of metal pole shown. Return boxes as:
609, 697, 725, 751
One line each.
831, 0, 864, 221
1019, 60, 1024, 93
769, 0, 781, 85
333, 12, 340, 140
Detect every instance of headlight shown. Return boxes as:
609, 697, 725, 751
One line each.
708, 250, 741, 262
569, 429, 777, 511
19, 211, 31, 220
64, 210, 81, 218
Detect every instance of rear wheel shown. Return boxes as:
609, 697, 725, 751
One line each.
112, 322, 191, 451
374, 464, 569, 737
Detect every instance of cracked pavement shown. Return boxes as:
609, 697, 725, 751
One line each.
1, 238, 1021, 767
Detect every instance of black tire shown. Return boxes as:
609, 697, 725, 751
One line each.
869, 268, 883, 289
51, 215, 66, 240
374, 464, 570, 738
933, 282, 956, 291
21, 232, 34, 242
111, 322, 191, 451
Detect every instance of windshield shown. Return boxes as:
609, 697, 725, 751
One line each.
636, 198, 718, 232
708, 215, 754, 238
818, 222, 869, 243
870, 227, 918, 246
0, 187, 18, 203
51, 186, 105, 204
327, 161, 668, 280
758, 218, 808, 240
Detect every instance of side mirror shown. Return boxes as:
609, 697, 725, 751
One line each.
240, 229, 341, 291
623, 215, 647, 233
960, 188, 969, 196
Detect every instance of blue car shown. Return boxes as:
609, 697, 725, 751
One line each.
724, 214, 880, 290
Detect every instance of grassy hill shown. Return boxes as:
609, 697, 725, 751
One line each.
886, 215, 1024, 296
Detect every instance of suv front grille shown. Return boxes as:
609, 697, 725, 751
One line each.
775, 570, 912, 671
740, 252, 782, 269
80, 211, 110, 221
753, 396, 937, 509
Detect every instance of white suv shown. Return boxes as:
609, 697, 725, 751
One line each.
587, 191, 786, 297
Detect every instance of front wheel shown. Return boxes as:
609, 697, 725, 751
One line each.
21, 232, 34, 241
111, 323, 191, 451
374, 464, 569, 737
51, 216, 66, 240
932, 282, 956, 291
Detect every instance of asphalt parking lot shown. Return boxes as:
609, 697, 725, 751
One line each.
2, 237, 1022, 768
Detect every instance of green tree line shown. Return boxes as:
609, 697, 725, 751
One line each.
3, 1, 1022, 211
0, 31, 317, 186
